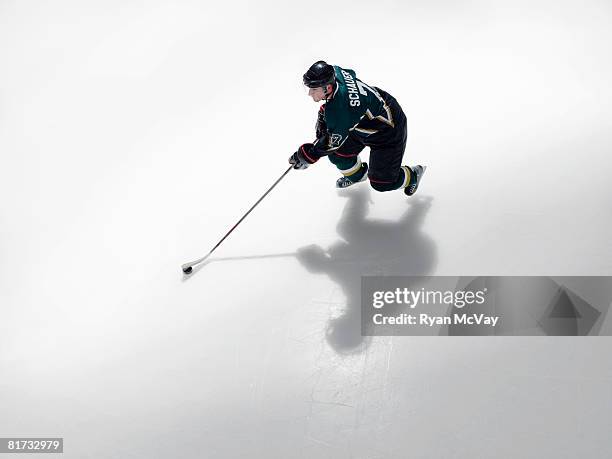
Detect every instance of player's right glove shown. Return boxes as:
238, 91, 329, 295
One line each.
289, 143, 318, 170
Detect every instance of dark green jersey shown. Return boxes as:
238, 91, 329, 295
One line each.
318, 65, 396, 154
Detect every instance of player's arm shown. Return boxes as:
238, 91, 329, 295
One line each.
288, 105, 331, 169
315, 104, 327, 139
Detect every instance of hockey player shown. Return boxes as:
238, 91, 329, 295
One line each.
289, 61, 426, 195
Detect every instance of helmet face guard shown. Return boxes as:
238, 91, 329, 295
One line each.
303, 60, 335, 89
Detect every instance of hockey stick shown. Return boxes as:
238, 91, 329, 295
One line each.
181, 165, 294, 274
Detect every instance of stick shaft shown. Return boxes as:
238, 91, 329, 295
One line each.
182, 165, 293, 270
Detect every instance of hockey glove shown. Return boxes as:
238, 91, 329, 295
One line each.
289, 143, 317, 170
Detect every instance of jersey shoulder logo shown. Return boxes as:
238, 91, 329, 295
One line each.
330, 133, 343, 146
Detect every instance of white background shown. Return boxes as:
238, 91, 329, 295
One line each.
1, 0, 612, 457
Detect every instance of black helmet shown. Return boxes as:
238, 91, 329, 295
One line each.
303, 60, 335, 88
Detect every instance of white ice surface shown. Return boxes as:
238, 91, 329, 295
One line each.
1, 1, 612, 457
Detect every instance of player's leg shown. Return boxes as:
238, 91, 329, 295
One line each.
327, 147, 368, 189
368, 146, 405, 192
369, 148, 426, 195
368, 100, 425, 195
367, 106, 407, 192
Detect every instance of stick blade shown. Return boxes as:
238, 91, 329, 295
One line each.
181, 252, 212, 275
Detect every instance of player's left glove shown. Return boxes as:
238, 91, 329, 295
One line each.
289, 143, 318, 170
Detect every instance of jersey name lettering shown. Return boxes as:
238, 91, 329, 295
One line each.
341, 69, 361, 107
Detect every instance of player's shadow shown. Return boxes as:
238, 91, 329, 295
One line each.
295, 185, 437, 354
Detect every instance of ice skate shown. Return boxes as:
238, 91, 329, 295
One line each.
336, 162, 368, 189
404, 165, 426, 196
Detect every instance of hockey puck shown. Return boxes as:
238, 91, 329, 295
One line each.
182, 266, 193, 274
